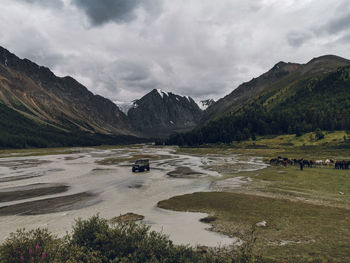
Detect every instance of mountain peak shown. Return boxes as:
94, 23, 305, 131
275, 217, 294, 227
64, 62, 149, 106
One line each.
308, 54, 350, 65
154, 88, 169, 98
272, 61, 287, 70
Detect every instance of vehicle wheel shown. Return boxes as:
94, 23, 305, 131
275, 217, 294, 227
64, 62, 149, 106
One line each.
146, 166, 150, 171
141, 168, 144, 172
132, 168, 136, 172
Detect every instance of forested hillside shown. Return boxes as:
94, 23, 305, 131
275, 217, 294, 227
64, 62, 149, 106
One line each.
167, 64, 350, 146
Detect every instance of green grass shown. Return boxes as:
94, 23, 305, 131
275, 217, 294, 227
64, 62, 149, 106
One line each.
240, 166, 350, 208
177, 132, 350, 161
235, 131, 349, 148
158, 192, 350, 262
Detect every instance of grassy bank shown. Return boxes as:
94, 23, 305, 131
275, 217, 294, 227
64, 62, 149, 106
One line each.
158, 192, 350, 262
237, 166, 350, 208
177, 131, 350, 160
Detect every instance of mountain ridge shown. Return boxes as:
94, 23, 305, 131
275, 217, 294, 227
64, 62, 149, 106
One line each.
0, 46, 135, 136
201, 54, 350, 124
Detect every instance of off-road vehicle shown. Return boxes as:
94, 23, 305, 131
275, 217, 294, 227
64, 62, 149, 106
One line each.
132, 159, 150, 172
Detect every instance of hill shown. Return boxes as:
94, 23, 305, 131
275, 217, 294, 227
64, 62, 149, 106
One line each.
167, 55, 350, 145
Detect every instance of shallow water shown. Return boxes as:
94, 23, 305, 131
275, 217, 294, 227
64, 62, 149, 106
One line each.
0, 146, 267, 246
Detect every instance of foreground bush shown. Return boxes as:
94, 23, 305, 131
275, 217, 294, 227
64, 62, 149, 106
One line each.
0, 215, 262, 263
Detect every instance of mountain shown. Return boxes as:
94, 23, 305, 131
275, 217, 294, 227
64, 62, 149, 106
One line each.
0, 46, 142, 148
167, 55, 350, 145
128, 89, 202, 138
198, 99, 215, 110
201, 55, 350, 123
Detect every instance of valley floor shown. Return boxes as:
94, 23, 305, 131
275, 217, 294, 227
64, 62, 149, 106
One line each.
1, 137, 350, 262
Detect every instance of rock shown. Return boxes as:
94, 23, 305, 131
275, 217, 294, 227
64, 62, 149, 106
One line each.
256, 221, 267, 227
339, 191, 345, 195
109, 213, 144, 224
167, 167, 204, 178
199, 216, 217, 223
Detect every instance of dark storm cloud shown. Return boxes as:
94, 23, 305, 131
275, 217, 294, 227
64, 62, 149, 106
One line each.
72, 0, 161, 25
326, 14, 350, 35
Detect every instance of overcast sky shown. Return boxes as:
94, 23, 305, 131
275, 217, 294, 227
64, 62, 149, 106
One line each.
1, 0, 350, 103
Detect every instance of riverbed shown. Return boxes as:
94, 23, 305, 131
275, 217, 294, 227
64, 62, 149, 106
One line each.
0, 145, 267, 246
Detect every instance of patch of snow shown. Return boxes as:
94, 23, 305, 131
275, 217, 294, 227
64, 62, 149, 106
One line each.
197, 99, 215, 110
156, 89, 169, 98
184, 96, 191, 102
4, 57, 8, 66
170, 121, 174, 125
175, 97, 179, 101
132, 101, 139, 109
114, 100, 135, 114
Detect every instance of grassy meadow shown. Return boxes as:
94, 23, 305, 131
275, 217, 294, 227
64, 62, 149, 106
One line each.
164, 131, 350, 262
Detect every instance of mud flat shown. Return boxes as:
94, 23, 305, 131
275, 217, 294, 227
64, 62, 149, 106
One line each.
0, 192, 98, 216
0, 184, 69, 202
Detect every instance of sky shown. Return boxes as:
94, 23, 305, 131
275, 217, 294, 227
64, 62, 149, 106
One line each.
1, 0, 350, 103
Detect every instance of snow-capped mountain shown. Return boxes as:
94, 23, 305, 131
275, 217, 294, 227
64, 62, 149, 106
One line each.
128, 89, 202, 138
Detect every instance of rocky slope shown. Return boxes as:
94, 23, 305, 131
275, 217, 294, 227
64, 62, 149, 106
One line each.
0, 46, 134, 136
128, 89, 202, 138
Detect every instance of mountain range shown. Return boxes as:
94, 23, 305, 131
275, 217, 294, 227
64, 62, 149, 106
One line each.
1, 45, 350, 148
0, 46, 203, 147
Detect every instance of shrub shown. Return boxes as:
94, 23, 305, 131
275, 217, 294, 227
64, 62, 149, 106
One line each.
0, 215, 264, 263
0, 228, 63, 263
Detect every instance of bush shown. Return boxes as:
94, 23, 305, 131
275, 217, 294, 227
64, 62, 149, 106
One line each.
0, 215, 264, 263
0, 228, 63, 263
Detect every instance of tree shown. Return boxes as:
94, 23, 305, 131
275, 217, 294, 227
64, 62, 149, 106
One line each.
315, 128, 325, 140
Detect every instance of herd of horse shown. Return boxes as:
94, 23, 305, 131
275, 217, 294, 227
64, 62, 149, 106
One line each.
269, 157, 350, 169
